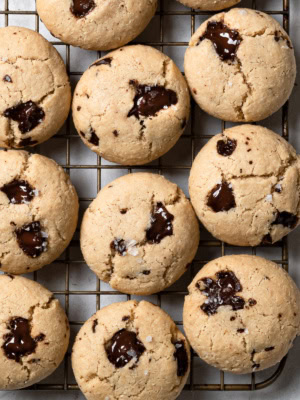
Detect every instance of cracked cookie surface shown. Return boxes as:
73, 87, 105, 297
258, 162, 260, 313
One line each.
184, 8, 296, 122
183, 255, 300, 374
72, 45, 190, 165
80, 173, 199, 295
0, 150, 79, 274
177, 0, 240, 10
72, 300, 190, 400
36, 0, 157, 51
0, 274, 69, 389
0, 26, 71, 148
189, 125, 300, 246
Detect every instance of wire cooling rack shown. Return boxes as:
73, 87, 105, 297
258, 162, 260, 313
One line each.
0, 0, 292, 395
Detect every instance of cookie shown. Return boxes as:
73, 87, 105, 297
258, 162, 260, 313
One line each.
80, 173, 199, 295
0, 150, 79, 274
177, 0, 240, 10
0, 26, 71, 148
0, 274, 69, 389
36, 0, 157, 51
189, 124, 300, 247
72, 45, 190, 165
72, 300, 190, 400
183, 255, 300, 374
184, 8, 296, 122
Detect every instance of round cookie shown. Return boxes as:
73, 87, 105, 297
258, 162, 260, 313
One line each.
184, 8, 296, 122
0, 26, 71, 148
0, 150, 79, 274
0, 274, 69, 389
72, 45, 190, 165
189, 124, 300, 247
177, 0, 240, 10
72, 300, 190, 400
80, 173, 199, 295
183, 255, 300, 374
36, 0, 157, 51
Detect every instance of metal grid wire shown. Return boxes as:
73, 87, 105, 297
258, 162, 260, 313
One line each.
0, 0, 291, 394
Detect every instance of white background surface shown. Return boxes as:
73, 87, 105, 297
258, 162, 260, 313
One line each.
0, 0, 299, 399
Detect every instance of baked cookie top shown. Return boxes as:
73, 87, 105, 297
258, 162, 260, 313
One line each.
177, 0, 240, 10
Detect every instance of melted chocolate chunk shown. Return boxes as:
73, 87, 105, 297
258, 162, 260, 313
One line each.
142, 270, 151, 275
217, 138, 237, 156
197, 270, 245, 316
15, 221, 47, 258
92, 319, 98, 333
122, 316, 130, 322
70, 0, 96, 18
3, 75, 12, 83
248, 298, 257, 307
91, 57, 112, 67
146, 202, 174, 244
173, 340, 188, 377
199, 21, 242, 61
207, 181, 236, 212
2, 317, 44, 362
113, 130, 119, 137
272, 211, 298, 229
89, 129, 99, 146
105, 329, 145, 368
110, 239, 127, 256
237, 328, 245, 333
230, 316, 236, 321
0, 179, 36, 204
18, 137, 38, 147
128, 83, 178, 119
265, 346, 275, 352
4, 101, 45, 133
261, 233, 273, 245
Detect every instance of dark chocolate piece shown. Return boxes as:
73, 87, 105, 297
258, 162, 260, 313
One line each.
3, 75, 12, 83
70, 0, 96, 18
105, 329, 145, 368
89, 129, 99, 146
173, 340, 188, 377
4, 101, 45, 133
128, 83, 178, 119
92, 319, 98, 333
248, 298, 257, 307
15, 221, 47, 258
142, 270, 151, 275
146, 202, 174, 244
199, 21, 242, 61
261, 233, 273, 245
0, 179, 36, 204
207, 181, 236, 212
265, 346, 275, 352
237, 328, 245, 333
217, 138, 237, 156
110, 239, 127, 256
274, 30, 292, 49
197, 270, 245, 316
2, 317, 44, 362
91, 57, 112, 67
272, 211, 298, 229
18, 137, 38, 147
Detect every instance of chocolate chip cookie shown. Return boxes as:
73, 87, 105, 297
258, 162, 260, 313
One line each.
0, 26, 71, 148
184, 8, 296, 122
0, 274, 69, 389
72, 45, 190, 165
72, 300, 190, 400
189, 124, 300, 246
177, 0, 240, 10
80, 173, 199, 295
36, 0, 157, 51
183, 255, 300, 374
0, 150, 79, 274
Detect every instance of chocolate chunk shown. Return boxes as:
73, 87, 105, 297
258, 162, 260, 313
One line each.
261, 233, 273, 245
173, 340, 188, 377
92, 319, 98, 333
230, 316, 236, 321
105, 329, 145, 368
88, 129, 99, 146
199, 21, 242, 62
77, 106, 81, 111
217, 138, 237, 156
0, 179, 36, 204
113, 130, 119, 137
272, 211, 298, 229
15, 221, 47, 258
237, 328, 245, 333
128, 83, 178, 119
146, 202, 174, 244
18, 137, 38, 147
122, 316, 130, 322
197, 270, 245, 316
91, 57, 112, 67
248, 298, 257, 307
274, 184, 282, 193
274, 30, 292, 49
142, 270, 151, 275
265, 346, 275, 352
110, 239, 127, 256
3, 75, 12, 83
207, 181, 236, 212
70, 0, 96, 18
4, 101, 45, 133
2, 317, 45, 362
120, 208, 127, 214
